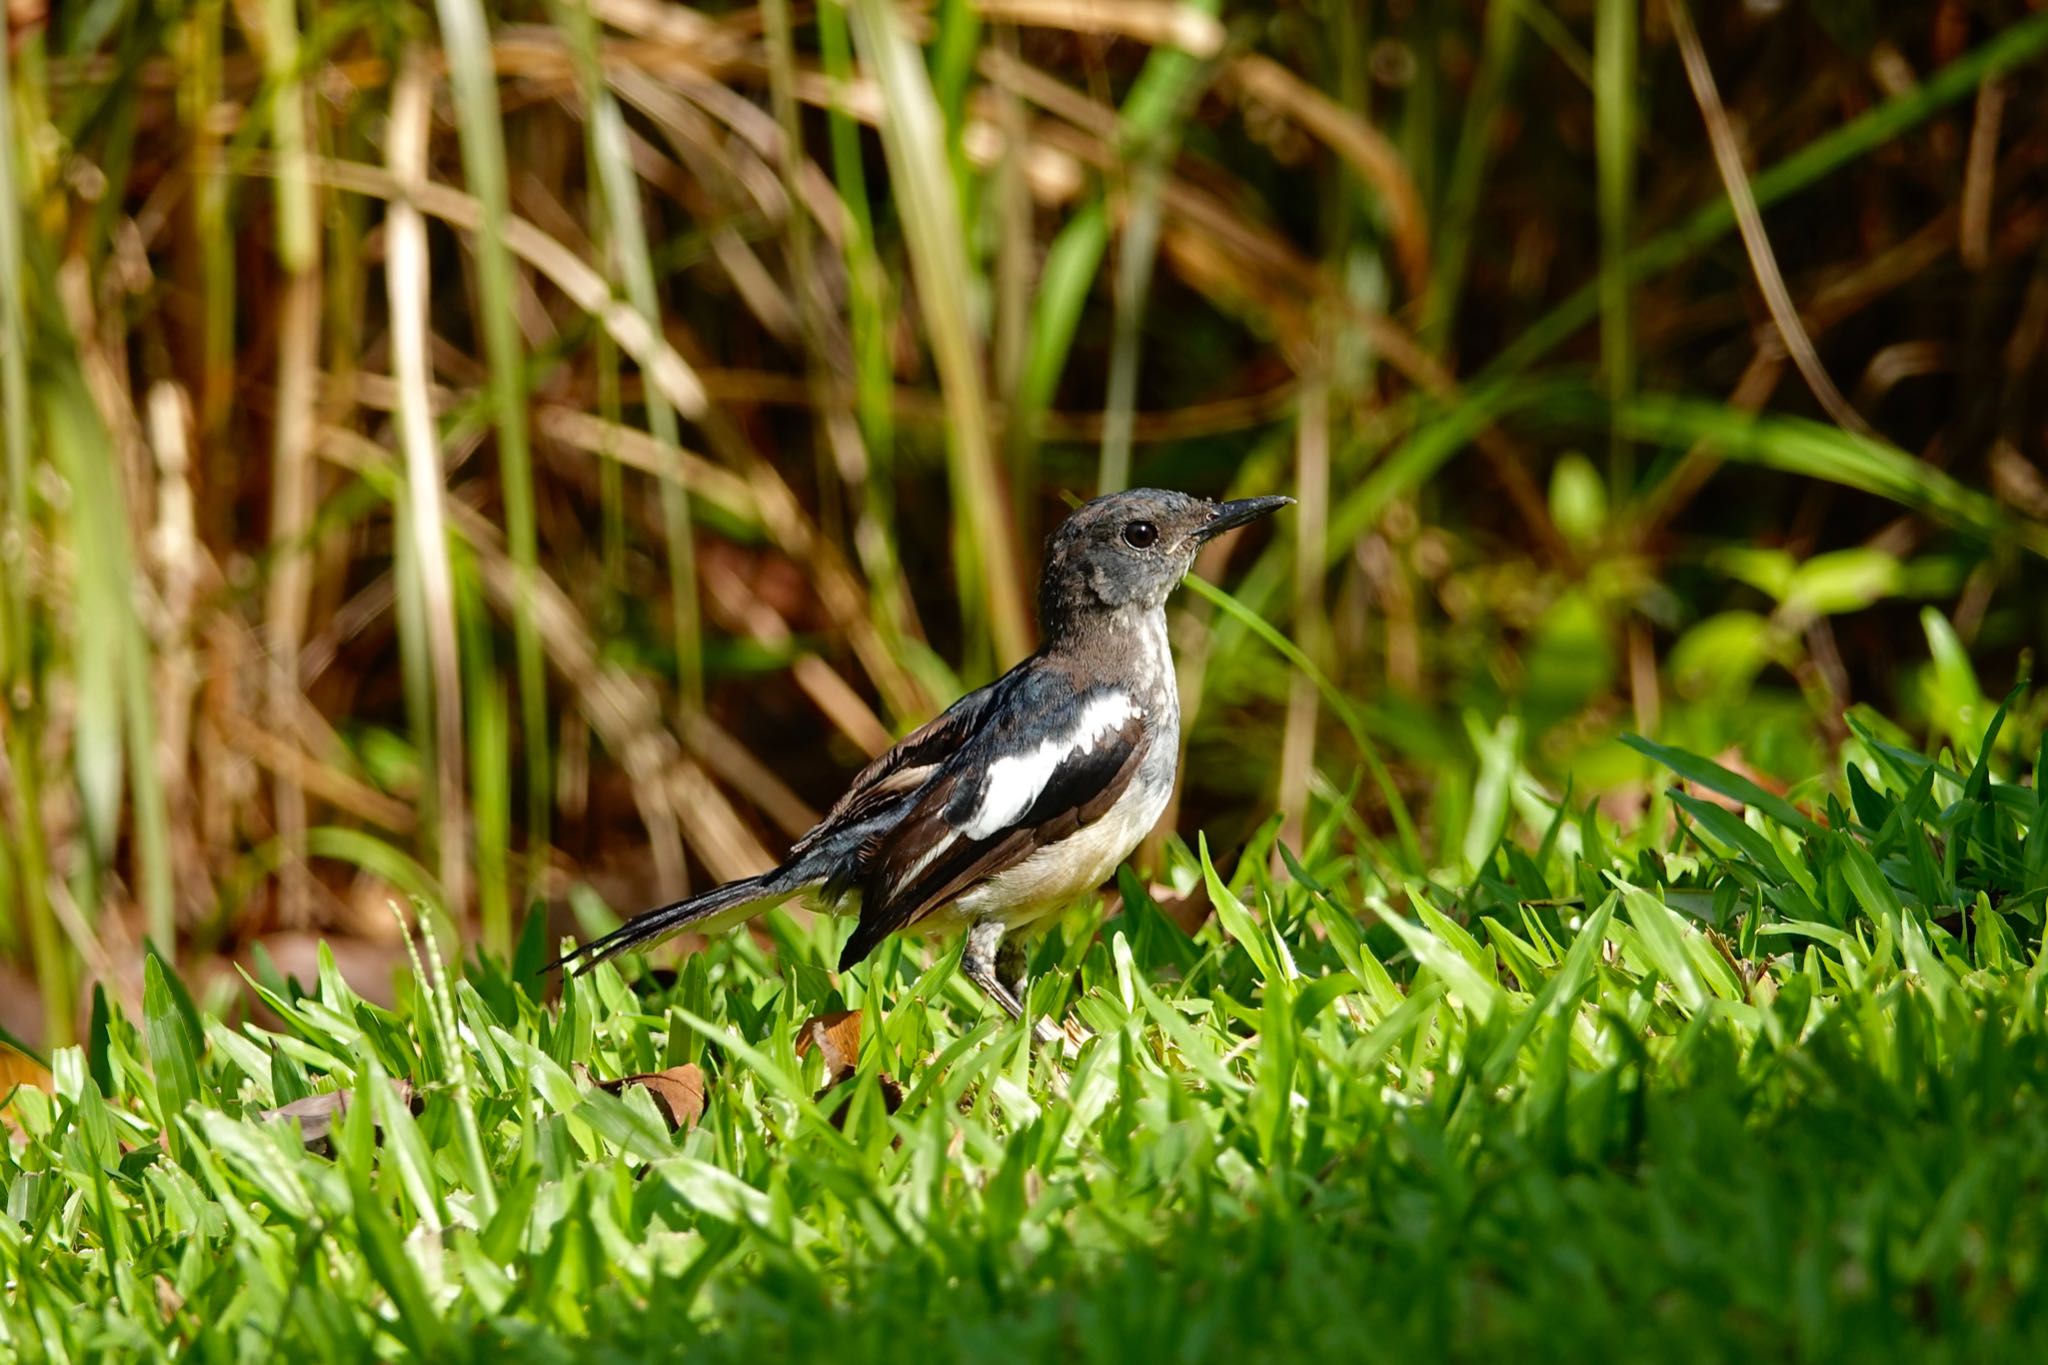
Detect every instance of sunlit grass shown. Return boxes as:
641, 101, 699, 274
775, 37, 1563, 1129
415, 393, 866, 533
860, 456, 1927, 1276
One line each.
8, 712, 2048, 1356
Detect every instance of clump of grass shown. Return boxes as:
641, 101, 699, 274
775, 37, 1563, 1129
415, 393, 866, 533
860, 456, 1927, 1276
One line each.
6, 702, 2048, 1358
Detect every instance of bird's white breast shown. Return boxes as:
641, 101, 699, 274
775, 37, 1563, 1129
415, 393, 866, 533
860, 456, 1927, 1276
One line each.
942, 770, 1174, 931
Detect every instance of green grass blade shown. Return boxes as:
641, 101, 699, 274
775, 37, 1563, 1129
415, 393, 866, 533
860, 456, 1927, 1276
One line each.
1594, 0, 1635, 498
1184, 572, 1422, 869
387, 51, 470, 923
551, 0, 703, 716
434, 0, 551, 899
0, 39, 66, 1045
846, 0, 1029, 670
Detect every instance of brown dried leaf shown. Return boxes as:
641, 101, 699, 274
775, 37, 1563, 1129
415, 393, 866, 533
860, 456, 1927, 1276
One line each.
0, 1044, 52, 1095
0, 1045, 53, 1134
600, 1064, 706, 1131
260, 1077, 415, 1145
794, 1009, 863, 1083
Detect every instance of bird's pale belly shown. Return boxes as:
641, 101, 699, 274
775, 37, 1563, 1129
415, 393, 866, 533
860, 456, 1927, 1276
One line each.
920, 770, 1174, 935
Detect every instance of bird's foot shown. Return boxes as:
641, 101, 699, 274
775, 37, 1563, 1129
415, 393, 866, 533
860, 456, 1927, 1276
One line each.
1030, 1014, 1091, 1058
969, 922, 1091, 1058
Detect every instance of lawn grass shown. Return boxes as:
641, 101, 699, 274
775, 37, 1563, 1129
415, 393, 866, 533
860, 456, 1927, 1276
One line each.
8, 711, 2048, 1361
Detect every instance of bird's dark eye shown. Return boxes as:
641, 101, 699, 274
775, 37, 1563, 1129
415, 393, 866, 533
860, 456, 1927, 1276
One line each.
1122, 520, 1159, 549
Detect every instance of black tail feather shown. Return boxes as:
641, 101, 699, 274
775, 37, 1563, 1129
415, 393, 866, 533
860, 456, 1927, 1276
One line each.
545, 873, 784, 975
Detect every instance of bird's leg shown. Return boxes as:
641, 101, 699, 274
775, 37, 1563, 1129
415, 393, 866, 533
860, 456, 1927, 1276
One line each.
994, 934, 1030, 1005
963, 921, 1067, 1048
961, 920, 1026, 1018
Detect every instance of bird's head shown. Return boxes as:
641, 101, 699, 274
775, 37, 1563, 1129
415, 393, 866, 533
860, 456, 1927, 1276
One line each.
1037, 488, 1292, 635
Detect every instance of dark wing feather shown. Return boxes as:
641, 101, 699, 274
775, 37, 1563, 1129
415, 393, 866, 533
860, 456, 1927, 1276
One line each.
786, 669, 1015, 870
836, 682, 1148, 970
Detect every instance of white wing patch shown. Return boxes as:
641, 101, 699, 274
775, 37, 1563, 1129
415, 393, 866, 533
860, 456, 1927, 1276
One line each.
959, 691, 1139, 840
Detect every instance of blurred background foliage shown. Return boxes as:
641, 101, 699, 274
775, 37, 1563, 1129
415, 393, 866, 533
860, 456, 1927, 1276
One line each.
2, 0, 2047, 1047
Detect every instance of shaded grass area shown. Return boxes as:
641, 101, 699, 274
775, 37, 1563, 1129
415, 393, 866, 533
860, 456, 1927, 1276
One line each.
7, 710, 2048, 1359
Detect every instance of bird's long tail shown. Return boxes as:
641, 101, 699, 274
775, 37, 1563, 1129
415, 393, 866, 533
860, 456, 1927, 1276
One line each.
546, 871, 806, 975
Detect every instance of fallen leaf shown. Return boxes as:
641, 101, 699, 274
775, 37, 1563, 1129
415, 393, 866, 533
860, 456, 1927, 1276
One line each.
0, 1045, 52, 1093
260, 1077, 415, 1145
600, 1065, 706, 1130
0, 1045, 53, 1134
794, 1009, 863, 1083
794, 1010, 907, 1125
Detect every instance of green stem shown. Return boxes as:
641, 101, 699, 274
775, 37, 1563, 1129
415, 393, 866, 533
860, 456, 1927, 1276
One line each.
435, 0, 552, 899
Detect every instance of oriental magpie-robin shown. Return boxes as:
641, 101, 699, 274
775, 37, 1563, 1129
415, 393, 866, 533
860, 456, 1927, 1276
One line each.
551, 488, 1292, 1041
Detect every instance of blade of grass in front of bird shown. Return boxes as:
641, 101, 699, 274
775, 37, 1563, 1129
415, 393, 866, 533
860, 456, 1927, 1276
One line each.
435, 0, 551, 897
1183, 572, 1422, 870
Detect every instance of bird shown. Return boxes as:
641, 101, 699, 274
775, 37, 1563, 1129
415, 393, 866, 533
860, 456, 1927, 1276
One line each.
550, 488, 1292, 1042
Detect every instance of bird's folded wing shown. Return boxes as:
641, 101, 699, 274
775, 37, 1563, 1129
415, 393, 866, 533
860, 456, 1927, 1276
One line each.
788, 674, 1011, 863
837, 681, 1149, 969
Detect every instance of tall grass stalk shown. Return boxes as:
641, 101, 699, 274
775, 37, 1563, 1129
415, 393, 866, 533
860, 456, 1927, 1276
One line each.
1019, 2, 1217, 493
1098, 157, 1168, 495
0, 41, 66, 1045
1664, 0, 1876, 441
551, 0, 705, 719
1594, 0, 1635, 499
261, 0, 321, 930
1278, 364, 1329, 849
1184, 574, 1423, 870
44, 357, 172, 964
816, 0, 918, 673
1425, 0, 1523, 350
846, 0, 1031, 670
183, 0, 235, 471
435, 0, 551, 901
387, 52, 471, 926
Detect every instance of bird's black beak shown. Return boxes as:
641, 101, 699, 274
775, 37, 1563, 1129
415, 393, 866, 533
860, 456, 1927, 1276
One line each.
1195, 495, 1294, 541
